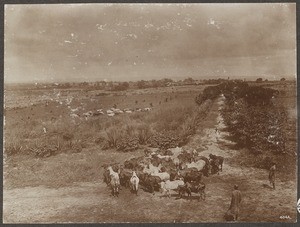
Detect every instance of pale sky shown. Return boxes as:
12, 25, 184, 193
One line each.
4, 3, 296, 83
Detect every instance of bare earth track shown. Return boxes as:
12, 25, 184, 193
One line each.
3, 96, 296, 223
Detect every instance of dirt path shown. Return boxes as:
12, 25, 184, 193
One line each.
184, 96, 297, 222
3, 96, 297, 223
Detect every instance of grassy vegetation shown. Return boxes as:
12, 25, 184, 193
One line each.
4, 85, 209, 157
4, 81, 296, 175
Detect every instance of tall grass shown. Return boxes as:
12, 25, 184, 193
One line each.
104, 128, 122, 148
4, 91, 212, 156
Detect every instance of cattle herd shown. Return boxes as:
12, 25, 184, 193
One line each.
103, 147, 224, 201
70, 107, 153, 121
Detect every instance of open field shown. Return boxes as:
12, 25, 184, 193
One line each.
4, 85, 208, 157
3, 82, 297, 223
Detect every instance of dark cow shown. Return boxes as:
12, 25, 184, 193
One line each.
139, 173, 162, 194
119, 168, 132, 188
124, 159, 137, 170
210, 159, 220, 174
162, 149, 173, 156
183, 171, 203, 184
158, 158, 175, 173
103, 169, 111, 186
178, 152, 194, 164
179, 167, 203, 183
112, 164, 120, 172
151, 155, 163, 167
196, 156, 211, 177
170, 169, 181, 181
209, 154, 224, 174
178, 181, 206, 201
124, 157, 144, 170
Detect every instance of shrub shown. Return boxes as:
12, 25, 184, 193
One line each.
5, 142, 23, 156
256, 78, 263, 83
148, 131, 183, 149
103, 128, 122, 148
136, 124, 152, 145
116, 136, 139, 152
220, 84, 287, 154
195, 85, 221, 105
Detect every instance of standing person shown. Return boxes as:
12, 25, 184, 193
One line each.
215, 127, 220, 142
269, 162, 276, 190
228, 184, 242, 221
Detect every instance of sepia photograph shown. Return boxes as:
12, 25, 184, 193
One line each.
3, 2, 297, 223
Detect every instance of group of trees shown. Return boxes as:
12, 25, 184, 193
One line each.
195, 80, 248, 105
203, 78, 229, 85
195, 81, 287, 154
221, 95, 287, 154
221, 83, 287, 154
256, 77, 286, 83
195, 84, 222, 105
111, 82, 129, 91
136, 78, 174, 89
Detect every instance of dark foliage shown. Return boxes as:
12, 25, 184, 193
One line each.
218, 82, 287, 154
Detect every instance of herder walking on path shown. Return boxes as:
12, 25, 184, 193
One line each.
269, 162, 276, 190
228, 184, 242, 221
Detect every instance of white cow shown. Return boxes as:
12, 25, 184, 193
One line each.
83, 111, 93, 120
107, 109, 114, 114
169, 146, 183, 158
171, 157, 180, 168
107, 166, 120, 197
157, 154, 171, 161
185, 160, 206, 171
151, 172, 170, 181
70, 113, 80, 118
83, 111, 93, 116
113, 109, 124, 114
130, 171, 139, 195
142, 163, 162, 175
71, 107, 80, 112
160, 179, 184, 197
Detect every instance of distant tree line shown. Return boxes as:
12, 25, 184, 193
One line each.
28, 77, 289, 91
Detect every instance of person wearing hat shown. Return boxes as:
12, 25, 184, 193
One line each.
269, 162, 276, 190
228, 184, 242, 221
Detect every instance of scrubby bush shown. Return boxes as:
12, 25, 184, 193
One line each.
5, 141, 23, 156
148, 131, 183, 149
103, 128, 122, 148
195, 85, 221, 105
136, 124, 152, 145
220, 82, 287, 154
194, 81, 287, 154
